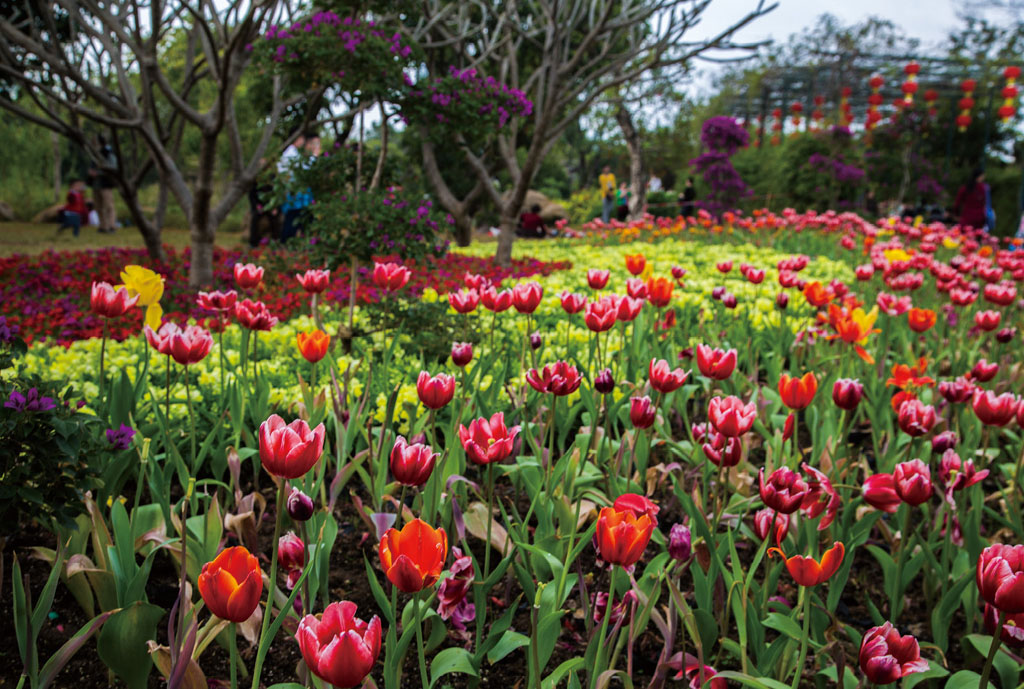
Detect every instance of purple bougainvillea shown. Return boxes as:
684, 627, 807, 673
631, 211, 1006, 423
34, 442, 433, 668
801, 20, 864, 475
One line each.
690, 117, 751, 217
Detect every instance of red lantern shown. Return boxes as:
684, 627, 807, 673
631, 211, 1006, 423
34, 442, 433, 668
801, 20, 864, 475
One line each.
958, 97, 975, 110
867, 93, 884, 106
961, 79, 977, 93
923, 89, 938, 103
841, 86, 852, 98
956, 113, 972, 129
901, 62, 920, 105
1003, 66, 1021, 80
813, 95, 825, 107
901, 81, 919, 95
1002, 86, 1019, 99
958, 81, 976, 132
869, 75, 884, 89
1001, 67, 1020, 123
998, 104, 1017, 120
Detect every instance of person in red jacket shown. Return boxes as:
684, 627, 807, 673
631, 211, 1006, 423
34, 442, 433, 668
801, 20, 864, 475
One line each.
57, 179, 89, 237
953, 168, 988, 231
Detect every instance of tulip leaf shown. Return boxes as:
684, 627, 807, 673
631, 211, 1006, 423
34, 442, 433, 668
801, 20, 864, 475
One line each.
429, 646, 478, 687
97, 601, 165, 689
762, 612, 816, 647
932, 571, 973, 652
901, 660, 950, 689
963, 634, 1019, 689
363, 555, 394, 626
714, 670, 792, 689
816, 664, 858, 689
542, 658, 586, 689
487, 630, 529, 665
944, 670, 989, 689
266, 685, 305, 689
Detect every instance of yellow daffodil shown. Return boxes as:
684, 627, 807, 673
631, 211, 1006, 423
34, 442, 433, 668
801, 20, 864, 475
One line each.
883, 248, 911, 263
119, 265, 165, 329
942, 237, 960, 249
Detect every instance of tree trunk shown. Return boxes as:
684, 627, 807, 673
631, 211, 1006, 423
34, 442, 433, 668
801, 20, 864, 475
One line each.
190, 134, 218, 287
117, 179, 167, 262
154, 181, 169, 233
495, 212, 517, 266
615, 104, 648, 220
51, 132, 61, 203
452, 212, 473, 247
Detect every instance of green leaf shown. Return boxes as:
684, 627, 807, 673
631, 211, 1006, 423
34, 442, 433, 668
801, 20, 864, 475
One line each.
38, 609, 117, 689
944, 670, 987, 689
714, 670, 793, 689
932, 572, 973, 652
429, 646, 478, 687
816, 664, 858, 689
901, 660, 950, 689
266, 684, 305, 689
96, 602, 165, 689
543, 658, 586, 689
693, 608, 719, 653
762, 612, 805, 642
963, 634, 1019, 689
363, 556, 394, 626
487, 630, 529, 664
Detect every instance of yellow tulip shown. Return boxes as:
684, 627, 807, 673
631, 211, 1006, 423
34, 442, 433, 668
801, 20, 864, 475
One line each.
119, 265, 165, 329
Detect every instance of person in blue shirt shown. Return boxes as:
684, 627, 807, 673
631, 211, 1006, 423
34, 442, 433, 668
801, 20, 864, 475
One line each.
277, 131, 320, 241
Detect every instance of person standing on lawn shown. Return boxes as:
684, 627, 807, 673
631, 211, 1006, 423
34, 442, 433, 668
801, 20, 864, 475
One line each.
278, 131, 320, 242
953, 167, 989, 231
56, 179, 89, 237
88, 137, 118, 234
599, 165, 616, 223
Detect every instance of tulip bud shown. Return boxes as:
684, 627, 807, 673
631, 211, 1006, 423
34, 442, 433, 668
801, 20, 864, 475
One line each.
832, 378, 864, 410
722, 293, 738, 309
668, 523, 692, 562
932, 430, 958, 454
711, 286, 725, 300
529, 331, 542, 350
996, 327, 1017, 344
775, 292, 789, 310
594, 368, 615, 394
287, 488, 315, 522
451, 342, 473, 367
278, 531, 306, 572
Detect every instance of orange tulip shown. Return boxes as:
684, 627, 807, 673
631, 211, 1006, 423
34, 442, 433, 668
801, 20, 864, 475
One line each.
778, 372, 817, 410
803, 281, 834, 307
595, 506, 655, 567
378, 519, 448, 593
198, 546, 264, 622
646, 276, 673, 307
907, 308, 936, 333
624, 253, 646, 276
297, 330, 330, 364
768, 541, 845, 587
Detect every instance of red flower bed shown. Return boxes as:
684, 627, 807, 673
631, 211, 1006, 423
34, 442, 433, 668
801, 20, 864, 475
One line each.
0, 245, 570, 345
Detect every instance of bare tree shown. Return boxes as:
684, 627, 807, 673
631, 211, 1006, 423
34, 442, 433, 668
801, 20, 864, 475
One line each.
413, 0, 775, 265
0, 0, 313, 286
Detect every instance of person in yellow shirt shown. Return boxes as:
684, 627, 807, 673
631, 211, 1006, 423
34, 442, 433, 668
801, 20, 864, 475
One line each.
598, 166, 616, 223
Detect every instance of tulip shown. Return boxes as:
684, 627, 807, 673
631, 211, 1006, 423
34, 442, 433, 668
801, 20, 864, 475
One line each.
702, 432, 742, 467
863, 473, 901, 513
612, 493, 659, 524
782, 412, 794, 441
459, 412, 520, 465
938, 376, 974, 404
118, 265, 165, 329
437, 547, 475, 621
235, 298, 278, 331
144, 322, 178, 356
624, 253, 646, 276
753, 508, 791, 542
297, 330, 330, 364
595, 506, 655, 567
977, 544, 1024, 613
975, 309, 1001, 331
559, 291, 587, 314
594, 368, 615, 394
646, 276, 673, 307
973, 389, 1017, 426
716, 261, 732, 273
768, 541, 845, 587
984, 283, 1017, 306
90, 281, 140, 319
390, 436, 438, 487
778, 372, 817, 410
372, 261, 411, 292
480, 287, 513, 312
896, 399, 936, 437
938, 449, 988, 503
168, 324, 213, 366
625, 278, 648, 300
832, 378, 864, 410
855, 264, 875, 280
648, 358, 689, 393
296, 601, 382, 689
287, 488, 315, 522
197, 289, 237, 313
971, 358, 999, 382
416, 371, 455, 409
932, 431, 958, 454
759, 467, 810, 514
708, 395, 756, 437
668, 523, 692, 562
296, 268, 330, 294
680, 661, 727, 689
464, 272, 489, 291
512, 281, 543, 313
803, 281, 835, 307
587, 269, 610, 289
996, 327, 1017, 343
259, 414, 326, 479
451, 342, 473, 367
629, 396, 656, 429
584, 298, 617, 332
278, 531, 305, 572
800, 463, 840, 530
379, 518, 448, 593
529, 331, 542, 350
983, 604, 1024, 648
906, 308, 936, 332
448, 289, 480, 314
746, 268, 765, 284
615, 295, 643, 321
695, 344, 737, 380
198, 546, 263, 622
234, 262, 264, 290
859, 622, 930, 684
592, 591, 636, 626
526, 361, 582, 396
892, 459, 932, 506
711, 286, 725, 300
671, 265, 687, 280
775, 292, 789, 310
721, 292, 738, 309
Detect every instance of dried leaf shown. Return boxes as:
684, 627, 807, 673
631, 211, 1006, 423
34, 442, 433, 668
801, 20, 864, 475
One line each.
463, 501, 510, 556
147, 641, 207, 689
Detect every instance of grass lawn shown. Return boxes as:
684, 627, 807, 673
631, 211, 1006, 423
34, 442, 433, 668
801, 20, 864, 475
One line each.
0, 221, 244, 257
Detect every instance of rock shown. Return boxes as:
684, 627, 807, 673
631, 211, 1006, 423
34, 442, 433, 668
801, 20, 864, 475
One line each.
31, 203, 63, 224
539, 201, 568, 221
0, 201, 14, 221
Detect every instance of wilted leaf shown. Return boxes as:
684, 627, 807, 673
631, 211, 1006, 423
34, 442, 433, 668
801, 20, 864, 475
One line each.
147, 641, 207, 689
463, 501, 510, 556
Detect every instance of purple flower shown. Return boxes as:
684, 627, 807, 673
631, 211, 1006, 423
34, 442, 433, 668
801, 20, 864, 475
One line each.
106, 424, 136, 450
5, 387, 56, 412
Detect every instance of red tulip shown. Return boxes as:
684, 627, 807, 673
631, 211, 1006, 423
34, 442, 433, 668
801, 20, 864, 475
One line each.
753, 508, 791, 542
800, 463, 840, 530
707, 395, 756, 437
701, 430, 743, 467
768, 541, 845, 587
680, 660, 727, 689
234, 262, 264, 290
759, 467, 810, 514
938, 449, 988, 503
389, 436, 437, 487
977, 544, 1024, 613
587, 269, 610, 289
648, 358, 689, 393
296, 268, 330, 294
372, 261, 411, 292
907, 308, 936, 333
629, 396, 656, 429
584, 297, 617, 332
775, 292, 789, 310
745, 268, 765, 284
90, 282, 139, 319
856, 265, 875, 281
464, 272, 490, 291
437, 547, 475, 620
512, 281, 543, 313
896, 399, 936, 437
297, 330, 330, 364
778, 372, 817, 410
480, 287, 513, 312
417, 371, 455, 409
197, 289, 237, 313
695, 344, 737, 380
458, 412, 520, 465
625, 278, 648, 300
832, 378, 864, 410
144, 323, 178, 356
614, 295, 643, 322
448, 289, 480, 314
278, 531, 305, 572
379, 518, 448, 593
971, 358, 999, 382
168, 324, 213, 366
892, 459, 932, 506
595, 506, 655, 567
297, 601, 382, 688
198, 546, 263, 622
859, 622, 930, 685
782, 412, 794, 441
863, 473, 901, 513
259, 414, 326, 479
612, 493, 660, 525
983, 604, 1024, 648
646, 277, 674, 307
973, 389, 1017, 426
984, 283, 1017, 306
526, 361, 582, 396
939, 376, 975, 403
594, 368, 615, 394
624, 253, 646, 276
975, 310, 1001, 331
716, 261, 733, 273
559, 291, 587, 314
235, 298, 278, 331
451, 342, 473, 367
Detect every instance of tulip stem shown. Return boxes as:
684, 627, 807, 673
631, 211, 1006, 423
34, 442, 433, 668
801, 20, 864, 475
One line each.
397, 485, 408, 527
978, 610, 1006, 688
414, 591, 430, 689
184, 366, 197, 475
229, 622, 238, 689
791, 586, 810, 689
590, 571, 616, 689
218, 325, 225, 398
99, 322, 107, 394
251, 479, 286, 689
484, 462, 495, 581
889, 504, 913, 621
